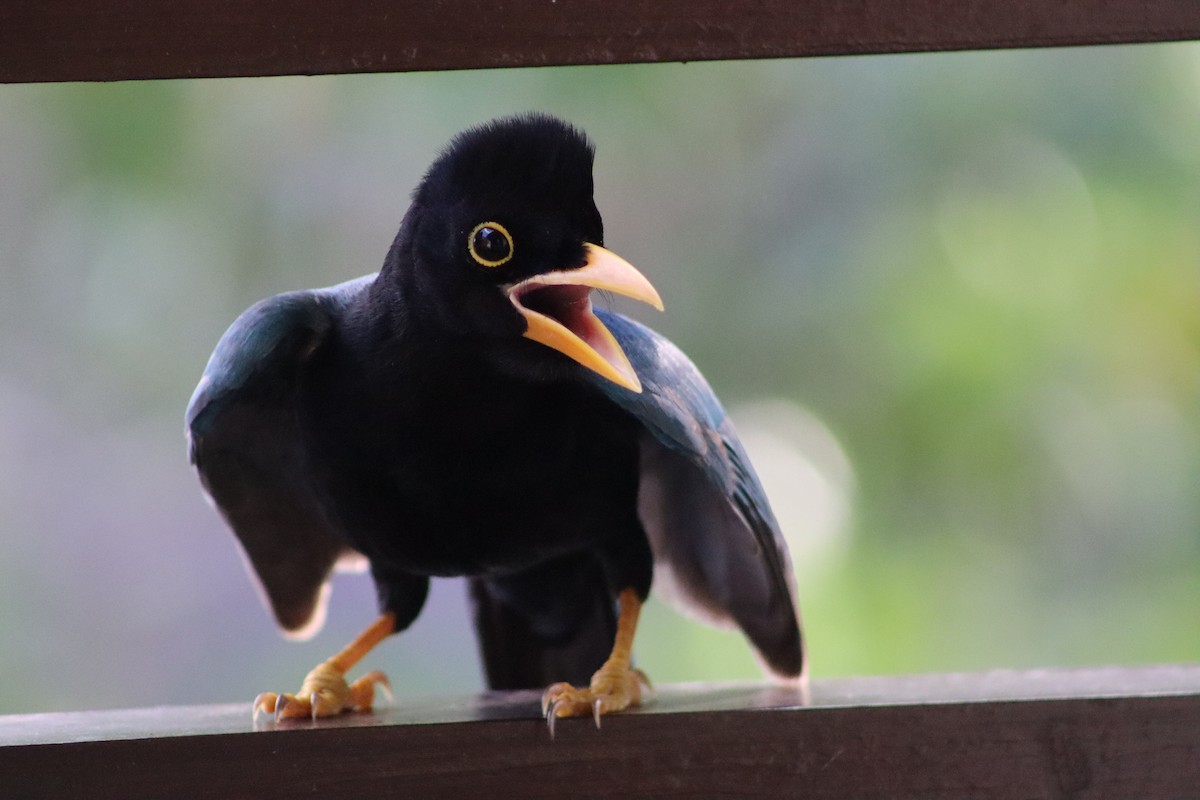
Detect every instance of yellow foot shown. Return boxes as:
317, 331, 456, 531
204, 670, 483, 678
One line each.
540, 663, 652, 735
253, 661, 391, 723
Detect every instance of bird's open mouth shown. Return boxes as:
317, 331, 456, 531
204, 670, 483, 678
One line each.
517, 284, 594, 332
507, 244, 663, 393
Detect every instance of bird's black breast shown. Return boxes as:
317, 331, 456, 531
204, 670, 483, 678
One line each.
297, 323, 643, 579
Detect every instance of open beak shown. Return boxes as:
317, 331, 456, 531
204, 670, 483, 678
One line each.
507, 244, 664, 393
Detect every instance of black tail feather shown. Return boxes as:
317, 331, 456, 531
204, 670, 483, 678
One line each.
469, 555, 616, 690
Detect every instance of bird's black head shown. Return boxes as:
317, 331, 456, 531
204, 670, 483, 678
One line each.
379, 114, 662, 393
418, 114, 603, 261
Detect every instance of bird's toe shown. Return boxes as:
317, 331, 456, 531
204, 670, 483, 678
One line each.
347, 669, 392, 710
251, 661, 391, 724
539, 663, 650, 734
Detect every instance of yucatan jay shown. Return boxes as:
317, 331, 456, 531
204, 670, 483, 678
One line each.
186, 114, 804, 727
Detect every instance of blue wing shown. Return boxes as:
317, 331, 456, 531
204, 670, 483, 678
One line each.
590, 309, 804, 679
186, 274, 373, 638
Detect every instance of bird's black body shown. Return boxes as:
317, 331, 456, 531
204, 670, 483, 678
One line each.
299, 302, 653, 683
188, 115, 803, 694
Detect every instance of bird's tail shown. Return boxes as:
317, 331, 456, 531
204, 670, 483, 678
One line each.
469, 555, 616, 690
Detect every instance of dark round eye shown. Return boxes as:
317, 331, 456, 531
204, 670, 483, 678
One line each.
468, 222, 514, 268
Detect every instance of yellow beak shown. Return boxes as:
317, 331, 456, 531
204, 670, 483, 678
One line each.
507, 244, 664, 393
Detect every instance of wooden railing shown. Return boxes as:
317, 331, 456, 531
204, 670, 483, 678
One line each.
1, 0, 1199, 83
2, 666, 1198, 798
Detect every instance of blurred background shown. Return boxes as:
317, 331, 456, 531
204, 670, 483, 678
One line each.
1, 42, 1198, 714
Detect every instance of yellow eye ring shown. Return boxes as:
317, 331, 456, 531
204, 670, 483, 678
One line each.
468, 221, 514, 268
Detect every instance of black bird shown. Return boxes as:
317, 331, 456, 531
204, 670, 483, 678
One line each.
186, 114, 804, 725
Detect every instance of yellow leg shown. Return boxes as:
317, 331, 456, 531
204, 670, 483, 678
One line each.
254, 612, 396, 723
540, 588, 651, 733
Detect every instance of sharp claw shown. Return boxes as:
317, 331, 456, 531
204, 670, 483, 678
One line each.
310, 692, 321, 721
592, 698, 603, 729
252, 693, 275, 725
375, 673, 394, 704
545, 702, 558, 739
274, 693, 290, 720
541, 686, 561, 717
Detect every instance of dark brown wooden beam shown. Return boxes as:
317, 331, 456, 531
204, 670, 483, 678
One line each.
2, 666, 1198, 798
2, 0, 1199, 84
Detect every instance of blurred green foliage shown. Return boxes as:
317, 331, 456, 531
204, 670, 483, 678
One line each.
0, 42, 1197, 713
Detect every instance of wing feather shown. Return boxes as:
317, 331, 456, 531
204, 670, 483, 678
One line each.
186, 275, 372, 637
590, 309, 804, 679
